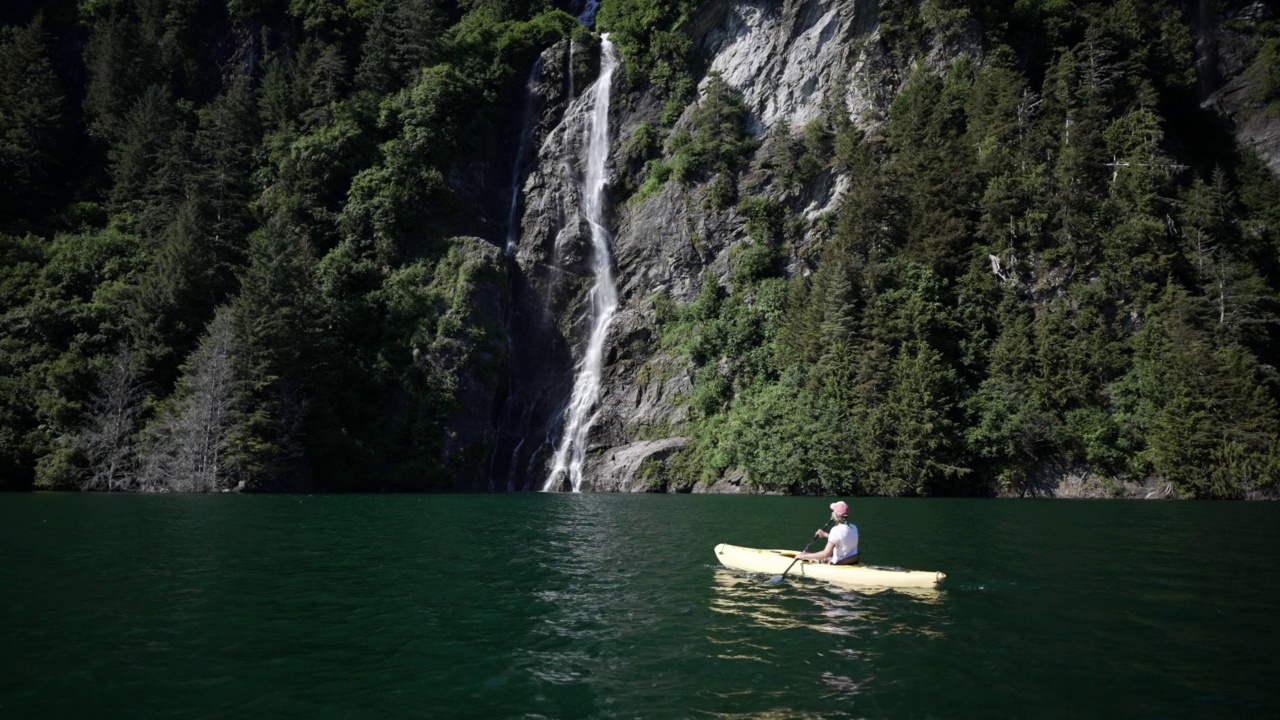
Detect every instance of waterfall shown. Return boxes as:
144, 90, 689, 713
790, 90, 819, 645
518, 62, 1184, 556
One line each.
487, 58, 545, 491
576, 0, 601, 26
543, 36, 619, 493
504, 59, 543, 255
567, 41, 575, 101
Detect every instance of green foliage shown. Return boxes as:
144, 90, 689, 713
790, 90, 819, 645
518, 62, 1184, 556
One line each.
1251, 37, 1280, 113
0, 227, 144, 489
764, 118, 830, 189
3, 0, 1280, 499
356, 0, 453, 94
636, 75, 757, 206
671, 75, 756, 179
651, 2, 1280, 499
597, 0, 695, 103
448, 7, 577, 93
0, 15, 66, 226
1114, 285, 1280, 497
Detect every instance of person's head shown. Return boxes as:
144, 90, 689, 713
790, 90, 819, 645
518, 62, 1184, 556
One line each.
829, 501, 850, 523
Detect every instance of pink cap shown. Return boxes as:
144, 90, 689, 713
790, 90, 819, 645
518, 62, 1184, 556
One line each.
830, 501, 849, 516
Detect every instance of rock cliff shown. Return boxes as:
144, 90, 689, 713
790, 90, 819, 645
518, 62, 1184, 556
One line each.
492, 0, 895, 491
484, 0, 1279, 493
1194, 1, 1280, 173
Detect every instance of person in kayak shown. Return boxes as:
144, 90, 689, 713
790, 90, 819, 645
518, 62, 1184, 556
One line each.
794, 501, 859, 565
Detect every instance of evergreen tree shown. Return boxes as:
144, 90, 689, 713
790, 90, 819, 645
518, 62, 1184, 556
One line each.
127, 199, 221, 388
83, 7, 161, 138
1042, 46, 1109, 271
193, 73, 259, 255
1117, 284, 1280, 497
356, 0, 451, 94
886, 61, 977, 275
106, 84, 193, 236
0, 15, 65, 225
231, 229, 322, 487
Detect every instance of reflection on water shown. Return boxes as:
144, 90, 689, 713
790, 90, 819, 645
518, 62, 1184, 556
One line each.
703, 567, 952, 712
709, 569, 946, 630
524, 495, 628, 687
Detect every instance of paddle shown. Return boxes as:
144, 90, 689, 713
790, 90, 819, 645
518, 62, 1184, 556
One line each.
766, 520, 833, 584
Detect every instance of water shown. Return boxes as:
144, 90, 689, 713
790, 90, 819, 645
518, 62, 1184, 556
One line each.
545, 36, 619, 493
504, 59, 543, 257
576, 0, 601, 26
2, 494, 1277, 718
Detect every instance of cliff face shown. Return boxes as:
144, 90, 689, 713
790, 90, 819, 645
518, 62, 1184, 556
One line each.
1194, 1, 1279, 174
483, 0, 1280, 493
491, 0, 895, 491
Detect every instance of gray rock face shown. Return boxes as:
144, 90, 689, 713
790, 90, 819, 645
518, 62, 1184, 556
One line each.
497, 1, 894, 492
491, 0, 1279, 493
544, 2, 890, 492
431, 237, 509, 488
695, 0, 883, 133
583, 437, 689, 492
1187, 1, 1280, 170
1195, 2, 1280, 173
1205, 77, 1280, 174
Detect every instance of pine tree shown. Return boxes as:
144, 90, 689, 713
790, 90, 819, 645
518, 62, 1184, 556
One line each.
967, 60, 1048, 274
356, 0, 450, 94
1100, 107, 1178, 297
230, 229, 322, 487
1042, 46, 1109, 273
127, 198, 221, 388
965, 289, 1052, 492
1119, 284, 1280, 498
1180, 168, 1277, 341
83, 8, 161, 139
193, 73, 259, 255
106, 84, 192, 235
0, 14, 65, 225
885, 61, 977, 275
139, 306, 239, 492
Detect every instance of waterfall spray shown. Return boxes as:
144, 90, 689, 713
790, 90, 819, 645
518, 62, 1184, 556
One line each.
543, 36, 619, 492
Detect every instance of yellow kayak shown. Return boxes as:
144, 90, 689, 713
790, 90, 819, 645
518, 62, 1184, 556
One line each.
714, 543, 946, 590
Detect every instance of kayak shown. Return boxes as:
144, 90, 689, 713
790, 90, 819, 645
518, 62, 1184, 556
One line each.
714, 543, 946, 590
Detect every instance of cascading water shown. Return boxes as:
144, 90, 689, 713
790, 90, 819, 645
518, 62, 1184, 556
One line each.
488, 58, 546, 491
542, 36, 619, 493
567, 41, 575, 101
504, 59, 543, 256
576, 0, 601, 26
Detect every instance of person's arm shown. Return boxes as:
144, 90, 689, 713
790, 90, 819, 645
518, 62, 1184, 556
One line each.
795, 541, 836, 562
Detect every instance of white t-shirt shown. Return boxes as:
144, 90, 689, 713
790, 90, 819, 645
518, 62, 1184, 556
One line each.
828, 523, 859, 564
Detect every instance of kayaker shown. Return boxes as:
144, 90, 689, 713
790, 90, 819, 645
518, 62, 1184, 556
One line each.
794, 501, 859, 565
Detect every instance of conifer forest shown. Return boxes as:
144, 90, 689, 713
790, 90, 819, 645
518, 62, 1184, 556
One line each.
2, 0, 1278, 497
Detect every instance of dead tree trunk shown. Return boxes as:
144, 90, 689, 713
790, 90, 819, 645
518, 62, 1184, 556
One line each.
81, 345, 147, 491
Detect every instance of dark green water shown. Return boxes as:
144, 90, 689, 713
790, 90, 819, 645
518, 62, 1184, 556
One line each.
2, 494, 1277, 718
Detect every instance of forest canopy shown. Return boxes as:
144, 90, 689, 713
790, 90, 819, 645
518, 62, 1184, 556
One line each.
1, 0, 1278, 498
